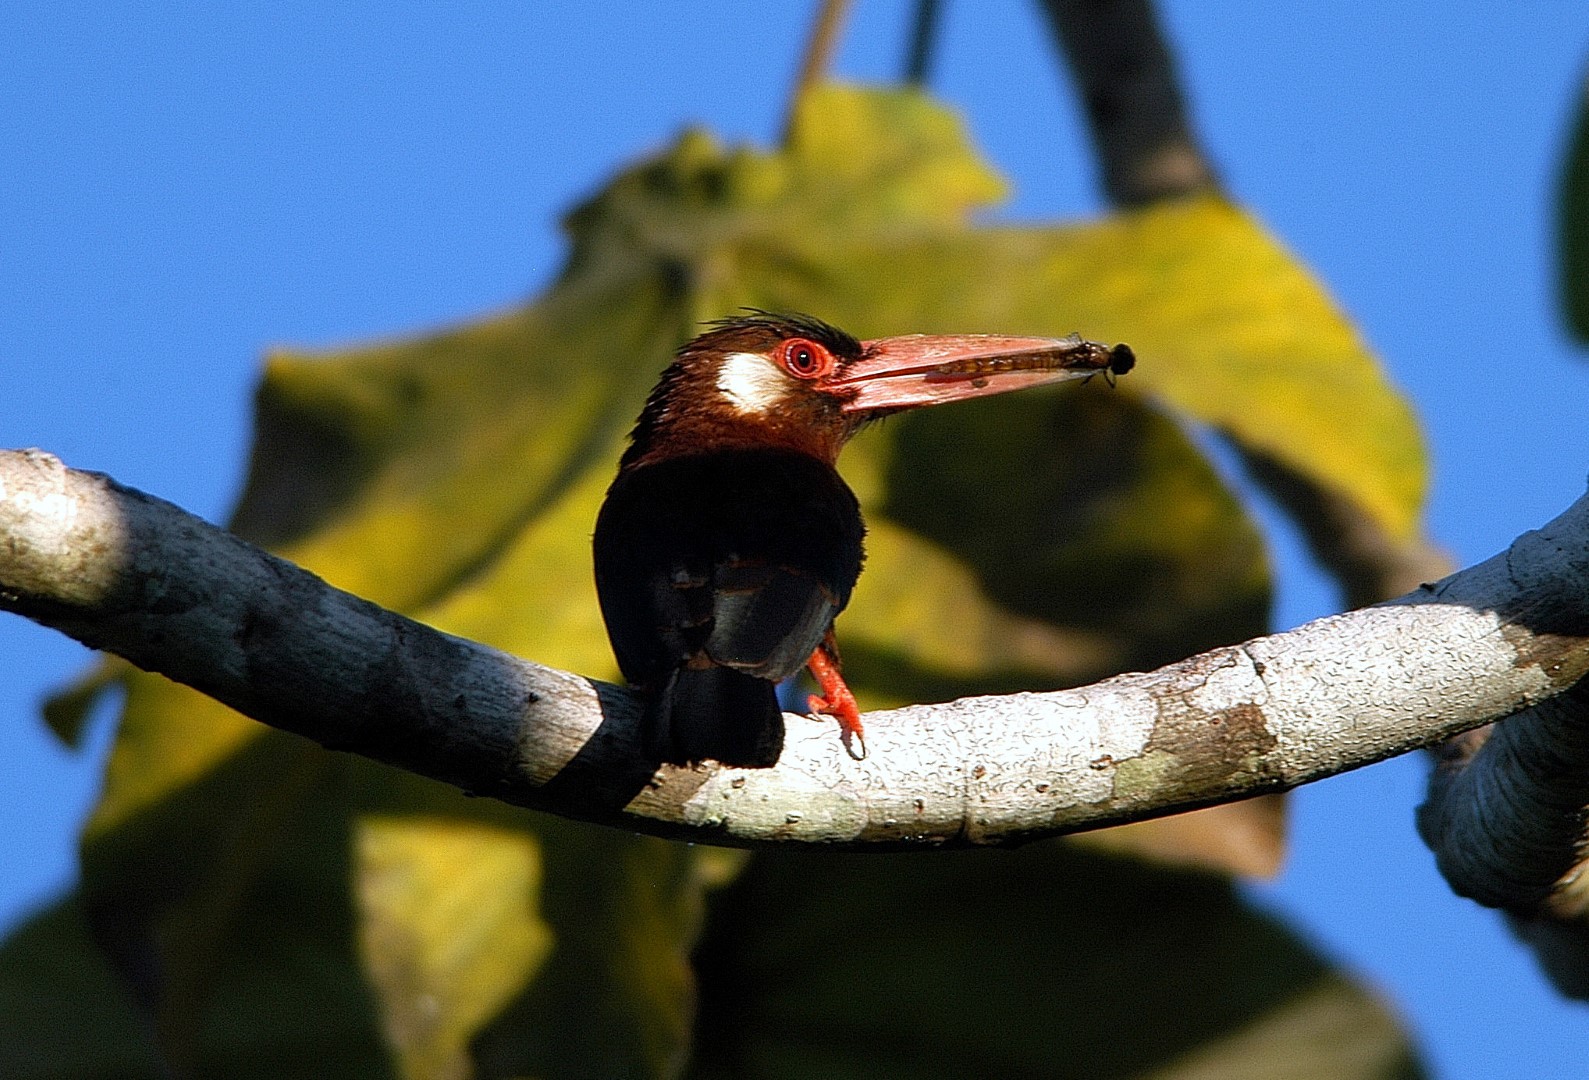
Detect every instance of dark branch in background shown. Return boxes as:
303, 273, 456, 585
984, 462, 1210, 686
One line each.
903, 0, 943, 86
1420, 680, 1589, 912
1042, 0, 1452, 608
1557, 63, 1589, 343
1418, 639, 1589, 1001
4, 448, 1589, 860
1037, 0, 1220, 206
1236, 446, 1454, 609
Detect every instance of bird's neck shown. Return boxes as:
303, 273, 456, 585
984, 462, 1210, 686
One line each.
622, 409, 849, 471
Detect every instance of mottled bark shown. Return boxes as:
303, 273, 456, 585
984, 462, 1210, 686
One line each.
3, 447, 1587, 856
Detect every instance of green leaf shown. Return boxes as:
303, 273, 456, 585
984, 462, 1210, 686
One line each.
20, 82, 1429, 1077
81, 722, 394, 1079
230, 283, 684, 612
39, 658, 120, 747
471, 820, 706, 1078
0, 895, 164, 1079
863, 388, 1269, 683
685, 844, 1423, 1080
783, 83, 1009, 226
354, 815, 554, 1080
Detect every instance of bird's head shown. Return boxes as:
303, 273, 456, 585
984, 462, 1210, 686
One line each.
621, 311, 1134, 468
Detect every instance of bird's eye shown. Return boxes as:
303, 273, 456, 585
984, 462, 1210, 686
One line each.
779, 338, 833, 379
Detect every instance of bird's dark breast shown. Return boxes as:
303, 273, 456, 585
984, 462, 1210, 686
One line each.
593, 448, 865, 691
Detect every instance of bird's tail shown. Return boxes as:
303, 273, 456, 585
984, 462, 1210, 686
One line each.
645, 667, 784, 768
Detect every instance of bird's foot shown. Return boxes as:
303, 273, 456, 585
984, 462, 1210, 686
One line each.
805, 648, 866, 760
807, 692, 866, 760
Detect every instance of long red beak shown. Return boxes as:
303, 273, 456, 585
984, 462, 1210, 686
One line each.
833, 333, 1134, 415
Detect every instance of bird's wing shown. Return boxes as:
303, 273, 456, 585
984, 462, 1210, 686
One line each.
593, 449, 863, 690
705, 558, 843, 682
596, 554, 711, 689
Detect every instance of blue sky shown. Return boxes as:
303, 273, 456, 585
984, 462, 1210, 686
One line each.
3, 3, 1586, 1075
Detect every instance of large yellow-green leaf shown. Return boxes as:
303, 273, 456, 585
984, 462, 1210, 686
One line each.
726, 197, 1425, 544
230, 276, 686, 610
20, 82, 1428, 1077
684, 844, 1421, 1080
354, 816, 553, 1080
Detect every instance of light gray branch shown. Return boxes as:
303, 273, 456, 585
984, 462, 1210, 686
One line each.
2, 447, 1588, 857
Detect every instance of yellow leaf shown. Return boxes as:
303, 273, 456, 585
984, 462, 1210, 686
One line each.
355, 816, 553, 1080
39, 83, 1427, 1077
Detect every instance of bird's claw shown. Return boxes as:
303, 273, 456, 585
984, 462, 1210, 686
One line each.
840, 725, 867, 761
805, 640, 867, 759
806, 691, 866, 760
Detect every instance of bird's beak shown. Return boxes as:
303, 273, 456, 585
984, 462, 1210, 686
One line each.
833, 333, 1135, 415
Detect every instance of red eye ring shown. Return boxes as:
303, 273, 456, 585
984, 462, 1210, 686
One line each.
778, 337, 833, 380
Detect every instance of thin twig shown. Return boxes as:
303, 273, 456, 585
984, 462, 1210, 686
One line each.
903, 0, 943, 86
781, 0, 852, 146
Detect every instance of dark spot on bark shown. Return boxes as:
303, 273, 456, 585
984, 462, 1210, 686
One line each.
1500, 623, 1589, 691
347, 612, 481, 780
1147, 693, 1280, 799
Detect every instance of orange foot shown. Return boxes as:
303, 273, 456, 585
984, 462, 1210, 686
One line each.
806, 641, 866, 760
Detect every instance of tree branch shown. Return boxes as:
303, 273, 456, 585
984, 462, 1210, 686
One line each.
902, 0, 942, 86
2, 446, 1588, 851
1038, 0, 1221, 206
1036, 0, 1589, 996
1417, 636, 1589, 999
1236, 445, 1455, 610
781, 0, 852, 148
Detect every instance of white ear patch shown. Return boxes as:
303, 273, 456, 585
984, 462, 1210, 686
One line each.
715, 351, 791, 414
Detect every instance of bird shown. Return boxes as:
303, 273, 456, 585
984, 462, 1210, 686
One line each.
593, 311, 1134, 768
